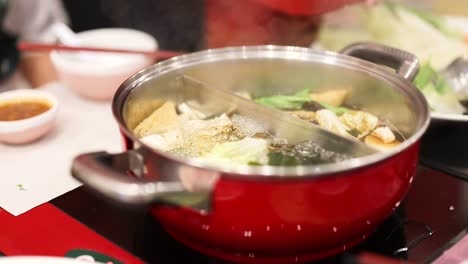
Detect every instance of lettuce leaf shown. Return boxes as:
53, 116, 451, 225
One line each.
200, 137, 269, 165
414, 62, 452, 95
318, 102, 349, 115
413, 62, 437, 89
413, 62, 465, 114
254, 89, 311, 110
255, 88, 350, 114
420, 82, 464, 114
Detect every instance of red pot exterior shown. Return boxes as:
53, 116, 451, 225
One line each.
147, 140, 420, 261
103, 45, 429, 263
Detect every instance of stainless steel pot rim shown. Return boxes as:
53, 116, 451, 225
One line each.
113, 45, 431, 179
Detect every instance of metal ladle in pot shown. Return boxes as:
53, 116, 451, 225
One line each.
71, 75, 377, 211
178, 75, 377, 158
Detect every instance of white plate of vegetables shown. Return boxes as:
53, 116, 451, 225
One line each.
315, 2, 468, 122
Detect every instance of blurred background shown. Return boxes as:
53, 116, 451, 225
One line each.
61, 0, 468, 48
0, 0, 466, 89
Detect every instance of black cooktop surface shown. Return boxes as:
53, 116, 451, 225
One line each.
420, 121, 468, 181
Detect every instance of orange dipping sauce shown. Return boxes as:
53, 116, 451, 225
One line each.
0, 100, 51, 121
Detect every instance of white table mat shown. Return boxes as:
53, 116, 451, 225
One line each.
0, 82, 122, 215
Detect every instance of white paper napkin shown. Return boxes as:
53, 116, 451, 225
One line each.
0, 82, 122, 215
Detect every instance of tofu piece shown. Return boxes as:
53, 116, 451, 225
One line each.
315, 109, 350, 137
365, 134, 400, 151
309, 88, 350, 107
339, 111, 379, 135
133, 101, 179, 138
124, 99, 166, 131
371, 126, 396, 144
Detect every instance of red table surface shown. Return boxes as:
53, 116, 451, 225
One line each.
0, 203, 143, 264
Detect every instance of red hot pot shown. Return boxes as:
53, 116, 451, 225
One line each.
72, 43, 430, 263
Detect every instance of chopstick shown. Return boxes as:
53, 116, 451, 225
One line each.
17, 42, 186, 60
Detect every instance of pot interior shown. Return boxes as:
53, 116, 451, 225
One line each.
116, 46, 429, 173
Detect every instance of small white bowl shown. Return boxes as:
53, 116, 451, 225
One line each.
0, 89, 59, 144
50, 28, 158, 101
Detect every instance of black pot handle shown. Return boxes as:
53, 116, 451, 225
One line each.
340, 42, 420, 82
71, 150, 213, 211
